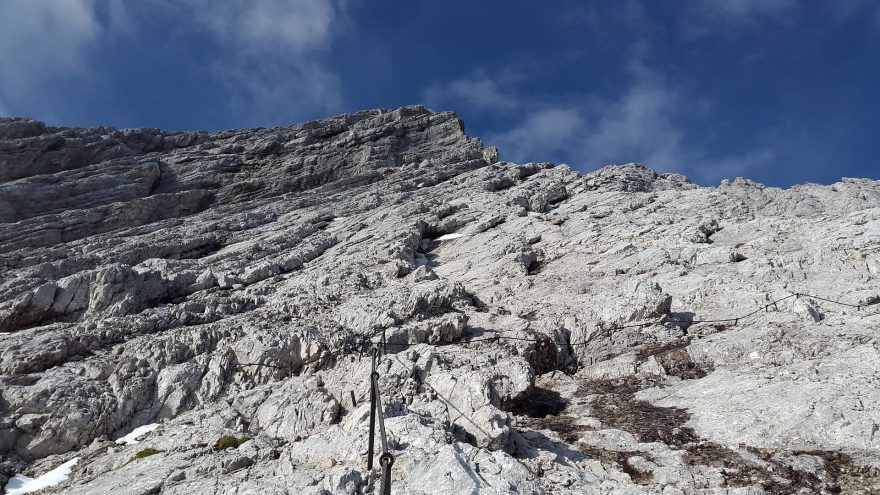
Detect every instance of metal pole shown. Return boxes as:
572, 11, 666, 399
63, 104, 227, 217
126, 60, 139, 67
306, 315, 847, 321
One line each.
367, 349, 377, 470
372, 371, 388, 454
373, 368, 393, 494
379, 452, 394, 495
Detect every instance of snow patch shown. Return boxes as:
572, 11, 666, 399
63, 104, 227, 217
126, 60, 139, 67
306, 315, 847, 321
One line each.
435, 233, 464, 241
414, 253, 429, 267
5, 458, 79, 495
115, 423, 159, 445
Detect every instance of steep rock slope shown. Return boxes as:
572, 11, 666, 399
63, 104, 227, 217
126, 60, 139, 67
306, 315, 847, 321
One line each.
1, 107, 879, 494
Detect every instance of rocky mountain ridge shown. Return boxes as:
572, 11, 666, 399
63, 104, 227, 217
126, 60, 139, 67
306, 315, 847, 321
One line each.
0, 106, 879, 494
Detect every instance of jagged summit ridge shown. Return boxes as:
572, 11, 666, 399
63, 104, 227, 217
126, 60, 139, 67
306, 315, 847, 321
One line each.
1, 107, 879, 493
0, 106, 487, 252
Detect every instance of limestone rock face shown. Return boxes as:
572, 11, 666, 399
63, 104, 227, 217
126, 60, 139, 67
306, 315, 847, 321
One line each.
1, 108, 879, 494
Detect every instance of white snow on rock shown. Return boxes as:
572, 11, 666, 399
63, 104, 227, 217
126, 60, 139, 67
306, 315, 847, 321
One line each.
115, 423, 159, 445
5, 458, 79, 495
435, 233, 464, 241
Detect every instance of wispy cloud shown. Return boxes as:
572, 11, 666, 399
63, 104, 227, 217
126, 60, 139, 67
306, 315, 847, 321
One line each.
211, 59, 342, 128
680, 0, 798, 38
169, 0, 349, 126
825, 0, 880, 26
489, 108, 584, 162
681, 0, 880, 38
424, 71, 521, 113
477, 74, 695, 174
0, 0, 103, 117
691, 0, 798, 22
0, 0, 349, 126
123, 0, 351, 126
582, 82, 684, 171
185, 0, 343, 54
429, 47, 776, 184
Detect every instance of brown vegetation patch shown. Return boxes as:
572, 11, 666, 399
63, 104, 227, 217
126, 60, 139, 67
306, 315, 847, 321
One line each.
683, 444, 880, 493
520, 415, 582, 444
574, 377, 874, 493
576, 377, 698, 445
510, 375, 877, 493
807, 450, 880, 494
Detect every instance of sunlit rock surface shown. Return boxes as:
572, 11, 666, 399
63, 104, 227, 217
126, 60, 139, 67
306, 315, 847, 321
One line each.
1, 107, 879, 494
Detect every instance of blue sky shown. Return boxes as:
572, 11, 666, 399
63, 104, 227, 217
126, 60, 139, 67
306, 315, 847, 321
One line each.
1, 1, 879, 186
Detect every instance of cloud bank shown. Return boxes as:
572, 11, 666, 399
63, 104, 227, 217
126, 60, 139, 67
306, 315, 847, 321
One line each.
0, 0, 102, 118
426, 56, 775, 184
0, 0, 349, 125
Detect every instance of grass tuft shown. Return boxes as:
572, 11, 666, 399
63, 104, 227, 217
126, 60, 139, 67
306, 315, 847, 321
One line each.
133, 447, 164, 460
214, 435, 249, 451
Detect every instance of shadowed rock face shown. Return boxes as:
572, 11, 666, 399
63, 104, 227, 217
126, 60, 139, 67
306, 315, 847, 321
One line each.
1, 107, 879, 494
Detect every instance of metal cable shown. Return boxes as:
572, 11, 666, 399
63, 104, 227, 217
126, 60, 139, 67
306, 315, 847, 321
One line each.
360, 290, 875, 350
795, 292, 867, 308
382, 350, 495, 449
225, 287, 879, 494
224, 287, 878, 492
234, 290, 878, 371
386, 346, 490, 488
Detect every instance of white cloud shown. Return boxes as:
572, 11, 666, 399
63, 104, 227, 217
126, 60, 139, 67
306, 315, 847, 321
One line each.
0, 0, 349, 126
462, 59, 689, 171
212, 59, 342, 127
680, 0, 798, 38
826, 0, 880, 25
482, 81, 690, 172
683, 0, 880, 35
0, 0, 102, 109
693, 0, 797, 21
179, 0, 343, 54
583, 83, 684, 171
160, 0, 348, 125
433, 52, 775, 184
578, 78, 776, 182
424, 72, 520, 112
489, 108, 585, 163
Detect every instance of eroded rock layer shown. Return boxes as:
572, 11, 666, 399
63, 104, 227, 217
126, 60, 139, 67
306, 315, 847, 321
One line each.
1, 107, 879, 494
